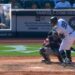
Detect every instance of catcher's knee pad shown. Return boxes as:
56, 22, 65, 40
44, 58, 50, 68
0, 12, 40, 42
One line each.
40, 47, 49, 55
40, 47, 50, 62
40, 47, 45, 54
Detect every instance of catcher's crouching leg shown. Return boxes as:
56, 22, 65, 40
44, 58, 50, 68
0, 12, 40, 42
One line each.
54, 49, 63, 63
39, 47, 51, 64
56, 52, 63, 63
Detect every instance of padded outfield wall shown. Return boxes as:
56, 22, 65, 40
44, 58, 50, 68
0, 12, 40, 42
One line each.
0, 9, 75, 38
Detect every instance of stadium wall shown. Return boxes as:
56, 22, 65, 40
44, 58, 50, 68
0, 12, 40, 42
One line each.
0, 9, 75, 38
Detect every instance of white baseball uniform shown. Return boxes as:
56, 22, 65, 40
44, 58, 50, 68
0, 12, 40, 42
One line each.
53, 18, 75, 51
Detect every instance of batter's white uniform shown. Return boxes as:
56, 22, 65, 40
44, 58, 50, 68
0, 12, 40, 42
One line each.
54, 18, 75, 51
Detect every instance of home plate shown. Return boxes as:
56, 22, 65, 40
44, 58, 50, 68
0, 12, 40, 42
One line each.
30, 66, 44, 69
27, 66, 45, 71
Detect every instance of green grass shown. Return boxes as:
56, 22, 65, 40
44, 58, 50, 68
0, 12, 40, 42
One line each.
0, 44, 42, 56
0, 45, 15, 50
0, 44, 75, 57
71, 45, 75, 56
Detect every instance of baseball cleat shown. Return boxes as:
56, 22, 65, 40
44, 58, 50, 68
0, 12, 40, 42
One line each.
41, 60, 51, 64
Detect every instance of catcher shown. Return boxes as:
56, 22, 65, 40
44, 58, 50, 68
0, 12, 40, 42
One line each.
40, 30, 64, 64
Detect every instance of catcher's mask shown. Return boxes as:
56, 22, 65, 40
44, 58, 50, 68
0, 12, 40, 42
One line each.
50, 16, 58, 26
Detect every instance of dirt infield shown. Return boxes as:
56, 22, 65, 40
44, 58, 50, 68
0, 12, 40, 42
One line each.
0, 39, 75, 75
0, 38, 44, 44
0, 57, 75, 75
0, 38, 75, 44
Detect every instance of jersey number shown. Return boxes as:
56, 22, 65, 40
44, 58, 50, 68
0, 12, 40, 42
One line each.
62, 21, 67, 29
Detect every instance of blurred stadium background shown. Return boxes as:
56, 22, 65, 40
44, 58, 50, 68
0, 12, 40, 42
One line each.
0, 0, 74, 39
0, 0, 74, 9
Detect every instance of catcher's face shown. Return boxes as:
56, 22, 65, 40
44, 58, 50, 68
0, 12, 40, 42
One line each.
51, 22, 57, 27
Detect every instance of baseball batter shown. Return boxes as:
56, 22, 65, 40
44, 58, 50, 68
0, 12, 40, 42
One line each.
50, 16, 75, 64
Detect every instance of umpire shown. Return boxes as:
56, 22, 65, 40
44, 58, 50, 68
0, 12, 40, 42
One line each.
40, 30, 63, 64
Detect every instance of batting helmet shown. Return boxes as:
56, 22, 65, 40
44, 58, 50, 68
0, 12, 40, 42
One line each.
50, 16, 58, 24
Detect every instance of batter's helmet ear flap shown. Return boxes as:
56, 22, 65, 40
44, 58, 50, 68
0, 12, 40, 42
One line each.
50, 16, 58, 24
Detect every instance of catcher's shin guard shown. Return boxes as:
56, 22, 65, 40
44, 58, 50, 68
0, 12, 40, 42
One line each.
57, 54, 63, 63
60, 50, 66, 59
54, 49, 63, 62
59, 50, 66, 62
40, 48, 50, 62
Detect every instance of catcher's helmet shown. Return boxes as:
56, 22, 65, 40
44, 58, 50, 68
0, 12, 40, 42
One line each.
50, 16, 58, 24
